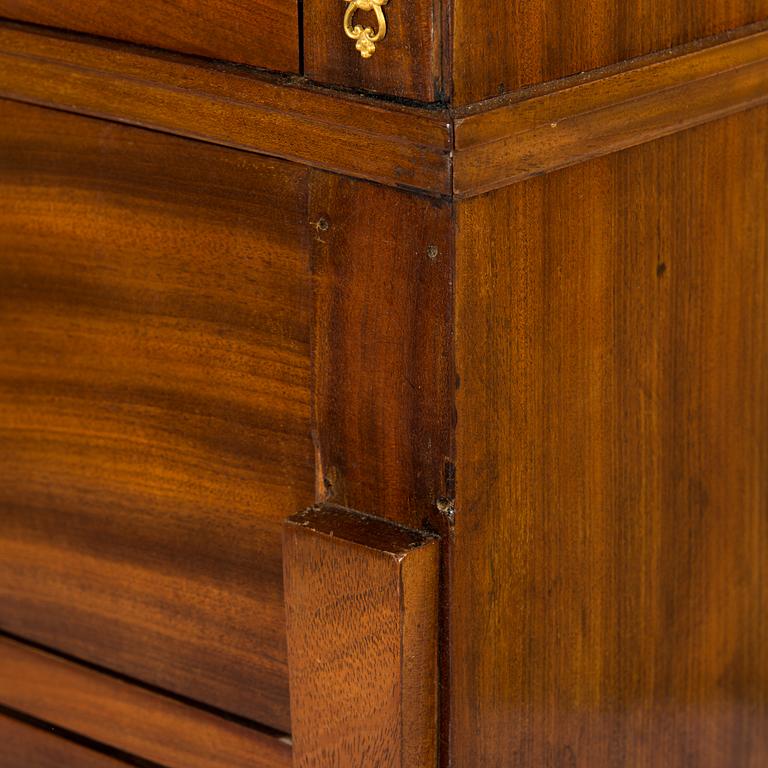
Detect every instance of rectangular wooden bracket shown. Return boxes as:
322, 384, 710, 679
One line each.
283, 505, 439, 767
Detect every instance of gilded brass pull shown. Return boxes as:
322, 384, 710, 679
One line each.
343, 0, 389, 58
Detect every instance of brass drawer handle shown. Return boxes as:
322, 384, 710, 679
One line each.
343, 0, 389, 58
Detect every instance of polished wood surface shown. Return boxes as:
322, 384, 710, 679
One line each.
0, 99, 314, 731
0, 24, 451, 197
310, 173, 453, 527
452, 106, 768, 766
8, 21, 768, 202
0, 637, 292, 768
0, 715, 131, 767
1, 3, 768, 763
0, 0, 299, 73
283, 506, 439, 767
454, 24, 768, 196
452, 3, 768, 104
303, 0, 445, 101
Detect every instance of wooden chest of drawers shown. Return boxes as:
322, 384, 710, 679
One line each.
0, 4, 766, 766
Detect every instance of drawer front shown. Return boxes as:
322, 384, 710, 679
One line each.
1, 715, 133, 768
0, 637, 293, 768
0, 1, 299, 74
0, 100, 313, 731
303, 0, 445, 101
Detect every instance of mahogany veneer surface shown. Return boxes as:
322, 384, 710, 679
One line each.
309, 174, 453, 527
0, 6, 767, 766
283, 506, 439, 768
303, 0, 445, 101
453, 104, 768, 767
452, 3, 768, 103
0, 0, 300, 73
0, 99, 313, 732
0, 715, 132, 768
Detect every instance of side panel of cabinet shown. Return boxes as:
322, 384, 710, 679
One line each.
0, 99, 314, 731
452, 4, 768, 104
452, 106, 768, 765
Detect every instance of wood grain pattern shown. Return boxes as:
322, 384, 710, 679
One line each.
452, 106, 768, 766
309, 173, 454, 529
303, 0, 445, 102
454, 25, 768, 196
0, 637, 292, 768
0, 0, 299, 73
0, 714, 131, 768
283, 505, 439, 768
452, 1, 768, 104
0, 23, 451, 196
7, 22, 768, 202
0, 99, 314, 731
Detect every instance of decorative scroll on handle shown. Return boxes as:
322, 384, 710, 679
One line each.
343, 0, 389, 58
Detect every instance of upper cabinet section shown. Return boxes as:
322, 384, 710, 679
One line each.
451, 0, 768, 104
0, 0, 300, 74
303, 0, 446, 101
2, 0, 766, 104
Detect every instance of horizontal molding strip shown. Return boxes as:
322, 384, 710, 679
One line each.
454, 23, 768, 197
2, 21, 767, 199
0, 636, 292, 768
0, 23, 452, 196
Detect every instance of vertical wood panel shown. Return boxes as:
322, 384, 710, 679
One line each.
452, 106, 768, 765
283, 505, 439, 768
309, 173, 454, 530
